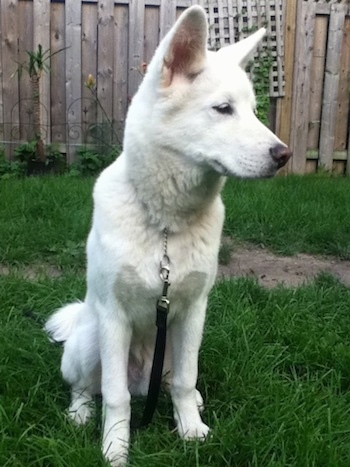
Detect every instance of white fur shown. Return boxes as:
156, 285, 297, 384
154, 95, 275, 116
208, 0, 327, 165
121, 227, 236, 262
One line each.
45, 6, 290, 466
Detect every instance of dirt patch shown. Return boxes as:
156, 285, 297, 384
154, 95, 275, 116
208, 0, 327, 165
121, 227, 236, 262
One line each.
218, 243, 350, 288
0, 264, 62, 280
1, 245, 349, 288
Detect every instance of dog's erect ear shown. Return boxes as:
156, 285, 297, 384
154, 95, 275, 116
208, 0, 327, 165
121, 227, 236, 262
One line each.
217, 28, 266, 69
161, 6, 208, 86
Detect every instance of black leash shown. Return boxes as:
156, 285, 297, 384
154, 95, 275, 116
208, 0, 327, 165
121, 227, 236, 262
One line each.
140, 278, 170, 427
137, 229, 171, 428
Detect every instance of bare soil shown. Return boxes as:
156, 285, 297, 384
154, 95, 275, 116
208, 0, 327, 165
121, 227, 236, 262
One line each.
218, 243, 350, 288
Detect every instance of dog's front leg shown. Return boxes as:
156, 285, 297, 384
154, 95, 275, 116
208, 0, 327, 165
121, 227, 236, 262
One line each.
99, 308, 132, 467
170, 298, 210, 439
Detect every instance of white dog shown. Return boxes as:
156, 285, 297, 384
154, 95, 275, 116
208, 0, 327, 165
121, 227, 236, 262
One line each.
45, 5, 291, 466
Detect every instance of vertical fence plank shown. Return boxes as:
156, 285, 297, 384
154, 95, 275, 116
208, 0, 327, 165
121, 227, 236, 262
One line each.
160, 0, 176, 38
289, 0, 315, 174
81, 2, 98, 145
144, 6, 160, 63
65, 0, 82, 162
318, 4, 346, 171
0, 6, 3, 142
334, 16, 350, 152
276, 0, 297, 165
18, 0, 33, 141
1, 0, 19, 159
33, 0, 51, 145
51, 2, 66, 145
114, 3, 129, 141
307, 15, 328, 149
97, 0, 114, 130
128, 0, 145, 98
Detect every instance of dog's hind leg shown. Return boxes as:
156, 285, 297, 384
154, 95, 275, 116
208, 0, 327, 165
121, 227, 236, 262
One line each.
46, 302, 101, 424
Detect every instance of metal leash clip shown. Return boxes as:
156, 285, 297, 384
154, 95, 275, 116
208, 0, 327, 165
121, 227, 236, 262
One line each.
159, 254, 170, 281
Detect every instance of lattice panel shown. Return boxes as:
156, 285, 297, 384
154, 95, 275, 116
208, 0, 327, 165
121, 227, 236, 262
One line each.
197, 0, 285, 97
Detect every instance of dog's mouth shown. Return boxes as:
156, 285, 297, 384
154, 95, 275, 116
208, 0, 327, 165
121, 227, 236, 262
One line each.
209, 159, 231, 176
209, 159, 278, 179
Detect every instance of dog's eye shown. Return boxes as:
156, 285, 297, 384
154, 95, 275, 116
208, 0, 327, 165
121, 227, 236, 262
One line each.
213, 103, 233, 115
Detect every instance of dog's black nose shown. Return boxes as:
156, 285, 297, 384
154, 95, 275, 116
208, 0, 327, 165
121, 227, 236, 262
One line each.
270, 144, 292, 169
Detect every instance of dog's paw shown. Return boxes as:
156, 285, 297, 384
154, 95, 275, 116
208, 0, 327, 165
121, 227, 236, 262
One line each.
68, 400, 94, 425
103, 439, 128, 467
195, 389, 205, 413
178, 421, 210, 440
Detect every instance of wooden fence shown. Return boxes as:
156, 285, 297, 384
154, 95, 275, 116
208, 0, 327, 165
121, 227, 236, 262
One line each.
277, 0, 350, 175
0, 0, 349, 175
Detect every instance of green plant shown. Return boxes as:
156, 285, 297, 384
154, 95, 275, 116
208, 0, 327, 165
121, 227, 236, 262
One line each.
70, 145, 119, 177
14, 141, 65, 175
0, 146, 26, 180
14, 140, 37, 163
251, 51, 273, 126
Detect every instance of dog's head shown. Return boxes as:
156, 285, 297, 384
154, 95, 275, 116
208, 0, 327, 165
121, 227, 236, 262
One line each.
125, 5, 291, 179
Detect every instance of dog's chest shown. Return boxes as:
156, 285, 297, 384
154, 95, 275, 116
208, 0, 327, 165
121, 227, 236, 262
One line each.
114, 264, 209, 326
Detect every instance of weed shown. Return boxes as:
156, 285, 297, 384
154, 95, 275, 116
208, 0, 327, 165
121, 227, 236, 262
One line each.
14, 141, 65, 175
69, 145, 120, 177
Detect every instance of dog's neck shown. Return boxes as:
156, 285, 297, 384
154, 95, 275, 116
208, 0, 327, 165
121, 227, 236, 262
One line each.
126, 148, 225, 232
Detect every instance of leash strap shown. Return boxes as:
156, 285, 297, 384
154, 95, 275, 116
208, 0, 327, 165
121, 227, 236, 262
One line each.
140, 280, 170, 427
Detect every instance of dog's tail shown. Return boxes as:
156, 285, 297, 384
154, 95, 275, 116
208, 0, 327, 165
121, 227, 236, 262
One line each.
44, 302, 85, 343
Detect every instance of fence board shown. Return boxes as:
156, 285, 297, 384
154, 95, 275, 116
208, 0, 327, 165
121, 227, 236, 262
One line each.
51, 2, 66, 144
97, 0, 114, 124
290, 0, 315, 174
128, 0, 145, 98
276, 0, 297, 148
0, 6, 2, 141
160, 0, 176, 38
33, 0, 51, 144
318, 4, 346, 170
334, 17, 350, 151
81, 2, 98, 145
307, 15, 328, 149
18, 0, 33, 141
113, 4, 129, 139
65, 0, 82, 162
144, 6, 160, 63
1, 0, 19, 159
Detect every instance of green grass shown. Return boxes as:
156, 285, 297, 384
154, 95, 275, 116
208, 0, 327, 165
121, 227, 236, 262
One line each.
0, 176, 93, 265
1, 174, 350, 466
223, 175, 350, 258
1, 175, 350, 268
